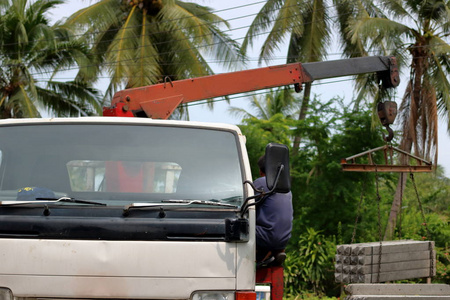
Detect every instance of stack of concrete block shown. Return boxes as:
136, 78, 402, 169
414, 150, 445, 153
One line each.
335, 240, 435, 283
345, 283, 450, 300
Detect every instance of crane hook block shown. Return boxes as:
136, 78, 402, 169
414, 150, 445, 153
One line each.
378, 101, 397, 142
377, 101, 397, 126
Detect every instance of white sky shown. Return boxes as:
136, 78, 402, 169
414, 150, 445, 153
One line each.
49, 0, 450, 177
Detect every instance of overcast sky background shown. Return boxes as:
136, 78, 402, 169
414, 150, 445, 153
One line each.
49, 0, 450, 177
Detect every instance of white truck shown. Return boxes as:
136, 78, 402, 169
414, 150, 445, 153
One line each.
0, 117, 266, 299
0, 56, 400, 300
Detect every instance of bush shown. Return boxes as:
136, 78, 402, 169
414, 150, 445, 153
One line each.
284, 228, 337, 297
435, 245, 450, 284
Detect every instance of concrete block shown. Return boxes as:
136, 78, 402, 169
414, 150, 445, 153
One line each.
345, 283, 450, 296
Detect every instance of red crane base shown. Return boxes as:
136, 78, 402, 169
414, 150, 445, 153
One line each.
256, 266, 284, 300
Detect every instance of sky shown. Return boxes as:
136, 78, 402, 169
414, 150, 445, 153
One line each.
49, 0, 450, 177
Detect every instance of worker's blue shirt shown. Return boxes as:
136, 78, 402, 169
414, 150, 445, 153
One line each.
254, 176, 293, 251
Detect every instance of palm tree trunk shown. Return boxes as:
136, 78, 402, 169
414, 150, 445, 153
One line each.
384, 48, 428, 240
292, 82, 312, 156
384, 172, 408, 240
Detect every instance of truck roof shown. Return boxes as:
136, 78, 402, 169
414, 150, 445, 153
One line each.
0, 117, 243, 133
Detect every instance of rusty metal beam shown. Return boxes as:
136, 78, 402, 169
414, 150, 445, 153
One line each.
341, 144, 432, 173
341, 164, 433, 173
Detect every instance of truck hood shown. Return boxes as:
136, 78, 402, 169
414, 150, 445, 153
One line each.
0, 239, 237, 299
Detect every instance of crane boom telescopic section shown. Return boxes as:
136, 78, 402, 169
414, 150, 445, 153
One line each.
103, 56, 399, 119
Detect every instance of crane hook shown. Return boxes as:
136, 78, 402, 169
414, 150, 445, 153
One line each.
384, 125, 394, 142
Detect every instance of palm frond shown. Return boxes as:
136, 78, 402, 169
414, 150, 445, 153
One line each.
430, 34, 450, 56
0, 0, 105, 118
417, 0, 447, 21
80, 22, 120, 83
29, 23, 56, 50
30, 0, 64, 15
156, 19, 212, 80
161, 2, 245, 71
228, 106, 257, 120
11, 0, 27, 19
175, 1, 230, 33
441, 4, 450, 33
241, 0, 284, 55
65, 0, 121, 29
15, 21, 29, 49
334, 0, 370, 58
206, 25, 246, 71
38, 80, 102, 116
0, 0, 10, 13
106, 5, 140, 89
287, 0, 330, 63
130, 12, 160, 87
350, 17, 412, 45
429, 38, 450, 123
259, 0, 305, 63
229, 88, 299, 121
10, 85, 40, 118
378, 0, 412, 19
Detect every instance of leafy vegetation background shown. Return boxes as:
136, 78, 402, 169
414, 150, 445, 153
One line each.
241, 97, 450, 298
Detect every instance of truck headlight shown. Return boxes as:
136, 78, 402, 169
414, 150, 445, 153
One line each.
0, 288, 13, 300
191, 291, 235, 300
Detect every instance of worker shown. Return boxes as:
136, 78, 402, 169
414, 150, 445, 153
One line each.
254, 155, 293, 264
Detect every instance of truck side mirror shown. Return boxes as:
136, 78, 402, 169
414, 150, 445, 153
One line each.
265, 143, 290, 193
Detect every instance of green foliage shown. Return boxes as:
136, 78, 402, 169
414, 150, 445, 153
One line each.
239, 94, 450, 295
285, 294, 338, 300
229, 88, 300, 120
284, 228, 336, 297
375, 170, 450, 247
65, 0, 244, 105
0, 0, 102, 118
398, 209, 450, 245
290, 98, 387, 241
238, 113, 293, 179
403, 170, 450, 219
435, 246, 450, 284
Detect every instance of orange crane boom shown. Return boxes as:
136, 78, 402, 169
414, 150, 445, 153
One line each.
103, 56, 399, 119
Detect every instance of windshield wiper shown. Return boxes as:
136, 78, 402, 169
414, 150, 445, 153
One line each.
162, 199, 238, 207
123, 199, 238, 215
218, 195, 242, 203
0, 197, 106, 206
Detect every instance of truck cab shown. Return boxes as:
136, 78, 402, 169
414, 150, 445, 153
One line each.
0, 117, 256, 299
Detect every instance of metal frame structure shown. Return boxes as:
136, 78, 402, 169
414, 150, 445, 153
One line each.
341, 145, 432, 173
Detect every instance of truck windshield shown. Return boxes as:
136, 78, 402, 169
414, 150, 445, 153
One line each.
0, 123, 244, 207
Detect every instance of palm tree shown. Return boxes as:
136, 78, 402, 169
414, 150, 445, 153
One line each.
228, 88, 299, 120
65, 0, 244, 106
348, 0, 450, 239
241, 0, 392, 155
0, 0, 102, 118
